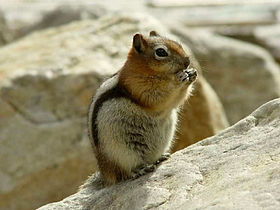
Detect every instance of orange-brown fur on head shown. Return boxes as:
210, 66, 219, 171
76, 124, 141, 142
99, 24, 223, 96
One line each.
119, 31, 195, 112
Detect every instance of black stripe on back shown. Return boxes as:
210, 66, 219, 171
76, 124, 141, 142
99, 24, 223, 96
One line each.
90, 82, 132, 146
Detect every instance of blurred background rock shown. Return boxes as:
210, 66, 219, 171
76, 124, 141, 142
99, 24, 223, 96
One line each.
0, 0, 279, 209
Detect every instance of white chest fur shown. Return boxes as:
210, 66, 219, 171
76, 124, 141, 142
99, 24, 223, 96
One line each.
97, 98, 177, 172
89, 75, 178, 173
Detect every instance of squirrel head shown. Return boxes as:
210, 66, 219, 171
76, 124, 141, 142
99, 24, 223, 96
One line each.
129, 31, 191, 74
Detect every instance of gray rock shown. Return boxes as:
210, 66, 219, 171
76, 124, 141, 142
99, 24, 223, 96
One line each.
0, 13, 227, 210
0, 10, 12, 46
172, 26, 280, 124
17, 4, 108, 39
2, 0, 279, 45
209, 25, 280, 65
146, 1, 279, 29
254, 25, 280, 63
0, 2, 107, 43
38, 98, 280, 210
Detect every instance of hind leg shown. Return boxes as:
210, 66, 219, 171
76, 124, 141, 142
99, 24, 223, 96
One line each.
96, 150, 130, 185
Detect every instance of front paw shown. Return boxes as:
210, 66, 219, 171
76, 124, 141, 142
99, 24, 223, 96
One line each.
131, 164, 156, 179
155, 153, 170, 165
176, 68, 197, 83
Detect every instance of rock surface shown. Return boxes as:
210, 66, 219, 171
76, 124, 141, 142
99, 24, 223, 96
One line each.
212, 25, 280, 64
15, 4, 108, 40
0, 1, 108, 45
0, 10, 12, 46
172, 26, 280, 124
149, 1, 279, 27
253, 25, 280, 63
0, 13, 228, 210
39, 98, 280, 210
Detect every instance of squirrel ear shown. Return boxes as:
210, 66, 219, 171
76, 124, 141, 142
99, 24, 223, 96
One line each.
149, 30, 160, 37
133, 33, 147, 53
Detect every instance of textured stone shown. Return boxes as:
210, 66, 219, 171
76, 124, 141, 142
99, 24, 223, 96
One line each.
210, 25, 280, 64
146, 1, 279, 29
16, 4, 107, 40
172, 26, 280, 124
0, 13, 227, 210
0, 10, 12, 46
0, 2, 108, 44
254, 25, 280, 63
38, 99, 280, 210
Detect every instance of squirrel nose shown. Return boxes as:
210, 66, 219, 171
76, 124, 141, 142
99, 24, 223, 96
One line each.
184, 57, 190, 68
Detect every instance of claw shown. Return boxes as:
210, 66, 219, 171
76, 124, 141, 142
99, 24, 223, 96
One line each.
186, 68, 197, 82
176, 68, 197, 83
131, 153, 170, 180
155, 153, 170, 165
131, 164, 156, 179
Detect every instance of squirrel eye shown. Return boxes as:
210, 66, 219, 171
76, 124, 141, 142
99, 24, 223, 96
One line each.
155, 48, 168, 57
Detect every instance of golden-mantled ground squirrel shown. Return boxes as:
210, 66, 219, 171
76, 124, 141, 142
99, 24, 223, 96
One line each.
88, 31, 197, 185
